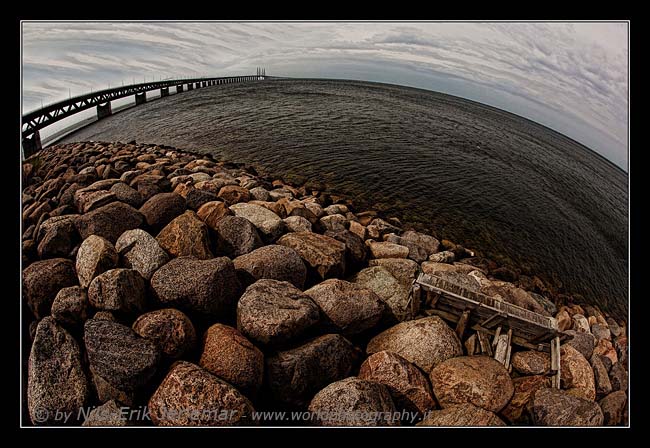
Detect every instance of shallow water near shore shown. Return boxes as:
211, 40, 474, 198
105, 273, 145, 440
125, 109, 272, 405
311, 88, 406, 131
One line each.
60, 78, 628, 317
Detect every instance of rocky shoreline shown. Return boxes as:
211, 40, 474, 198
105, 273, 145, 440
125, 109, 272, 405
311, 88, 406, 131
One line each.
22, 141, 628, 426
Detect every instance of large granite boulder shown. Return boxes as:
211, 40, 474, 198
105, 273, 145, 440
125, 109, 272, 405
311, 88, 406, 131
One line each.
156, 210, 213, 259
529, 388, 604, 426
36, 215, 80, 259
76, 201, 143, 243
277, 232, 346, 280
233, 244, 307, 289
23, 258, 78, 319
214, 215, 263, 257
75, 235, 118, 288
115, 229, 169, 280
560, 344, 596, 401
417, 403, 505, 427
88, 268, 147, 314
139, 192, 186, 232
132, 308, 196, 359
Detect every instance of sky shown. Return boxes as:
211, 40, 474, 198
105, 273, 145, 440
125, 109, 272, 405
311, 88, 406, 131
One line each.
21, 22, 629, 169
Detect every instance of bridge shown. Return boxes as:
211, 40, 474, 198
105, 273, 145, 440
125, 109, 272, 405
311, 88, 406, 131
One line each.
21, 68, 272, 157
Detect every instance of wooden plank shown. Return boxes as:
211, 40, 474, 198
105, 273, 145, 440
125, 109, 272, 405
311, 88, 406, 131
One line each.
494, 334, 509, 365
479, 312, 506, 329
492, 326, 502, 348
477, 331, 493, 356
455, 310, 471, 340
464, 334, 477, 356
554, 336, 561, 389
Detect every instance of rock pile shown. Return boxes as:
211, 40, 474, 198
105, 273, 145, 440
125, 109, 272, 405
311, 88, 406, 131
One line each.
22, 141, 628, 426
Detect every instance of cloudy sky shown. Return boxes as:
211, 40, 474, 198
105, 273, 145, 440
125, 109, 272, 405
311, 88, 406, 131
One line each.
21, 22, 628, 168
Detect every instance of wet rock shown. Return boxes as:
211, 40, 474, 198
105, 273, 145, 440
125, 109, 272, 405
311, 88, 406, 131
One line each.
564, 330, 596, 360
76, 201, 143, 243
429, 356, 514, 412
28, 317, 89, 425
196, 200, 231, 230
369, 218, 401, 237
325, 229, 367, 269
115, 228, 169, 280
384, 234, 428, 263
277, 232, 346, 280
351, 266, 416, 322
51, 286, 89, 327
149, 361, 256, 426
599, 390, 627, 426
418, 403, 505, 427
150, 256, 240, 318
606, 318, 622, 337
283, 215, 312, 233
560, 344, 596, 401
230, 202, 284, 241
359, 351, 435, 414
199, 323, 264, 397
82, 400, 130, 426
501, 375, 550, 425
511, 350, 551, 376
75, 235, 118, 288
428, 250, 455, 263
88, 268, 146, 314
368, 241, 409, 259
308, 377, 398, 426
139, 192, 186, 232
590, 353, 613, 397
529, 388, 603, 426
233, 244, 307, 289
185, 188, 218, 211
237, 279, 320, 347
84, 319, 161, 402
305, 279, 386, 335
132, 308, 196, 359
109, 182, 143, 208
609, 362, 628, 392
218, 185, 250, 206
215, 215, 263, 257
400, 230, 440, 256
36, 215, 80, 259
366, 316, 462, 373
23, 258, 78, 319
320, 214, 347, 232
156, 210, 213, 259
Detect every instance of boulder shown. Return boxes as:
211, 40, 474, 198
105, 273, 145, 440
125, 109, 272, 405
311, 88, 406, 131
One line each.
218, 185, 250, 206
75, 235, 118, 288
304, 279, 386, 336
324, 229, 367, 269
36, 215, 80, 259
199, 323, 264, 397
149, 361, 256, 426
556, 310, 572, 331
214, 215, 263, 257
76, 201, 143, 243
351, 266, 416, 322
51, 286, 89, 327
501, 375, 550, 425
233, 244, 307, 289
132, 308, 196, 359
400, 230, 440, 255
237, 279, 320, 347
368, 241, 409, 259
82, 400, 130, 426
229, 202, 284, 241
283, 215, 312, 233
249, 186, 270, 201
88, 269, 147, 314
609, 362, 628, 392
591, 323, 611, 341
308, 377, 398, 426
277, 232, 346, 280
599, 391, 627, 426
23, 258, 78, 319
590, 353, 613, 397
560, 344, 596, 401
429, 356, 514, 412
109, 182, 143, 208
367, 257, 418, 287
417, 403, 505, 427
428, 250, 455, 263
564, 330, 596, 360
319, 214, 347, 232
139, 192, 186, 233
368, 218, 401, 237
572, 314, 591, 333
366, 316, 462, 373
359, 351, 436, 414
84, 319, 161, 403
185, 188, 218, 211
511, 350, 551, 376
196, 201, 231, 230
384, 234, 428, 263
115, 229, 169, 280
150, 256, 240, 318
156, 210, 213, 259
480, 280, 549, 315
529, 388, 604, 426
28, 317, 89, 425
74, 189, 117, 213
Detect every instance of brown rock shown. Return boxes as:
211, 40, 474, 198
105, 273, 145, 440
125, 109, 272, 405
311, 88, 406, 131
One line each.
36, 215, 80, 259
156, 210, 213, 259
501, 375, 550, 425
556, 310, 572, 332
598, 390, 627, 426
23, 258, 78, 319
237, 279, 320, 347
367, 316, 462, 373
139, 192, 186, 233
214, 215, 263, 257
368, 241, 409, 259
417, 403, 505, 426
74, 189, 117, 213
233, 244, 307, 289
199, 323, 264, 397
359, 351, 436, 414
564, 330, 596, 360
109, 182, 143, 208
511, 350, 551, 376
590, 353, 613, 397
115, 229, 170, 280
529, 388, 603, 426
75, 235, 118, 288
384, 233, 429, 263
149, 361, 256, 426
197, 200, 231, 230
308, 377, 398, 426
351, 265, 416, 322
150, 256, 240, 318
400, 230, 440, 256
609, 362, 628, 392
88, 269, 147, 314
76, 201, 143, 243
277, 232, 346, 280
51, 286, 89, 327
560, 344, 596, 401
304, 279, 386, 336
82, 400, 130, 426
218, 185, 250, 206
230, 202, 285, 241
132, 308, 196, 359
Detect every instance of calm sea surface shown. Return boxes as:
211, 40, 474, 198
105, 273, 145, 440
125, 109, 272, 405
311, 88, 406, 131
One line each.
61, 79, 628, 316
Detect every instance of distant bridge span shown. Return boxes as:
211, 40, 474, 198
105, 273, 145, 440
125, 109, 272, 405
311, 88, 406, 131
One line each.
21, 72, 276, 157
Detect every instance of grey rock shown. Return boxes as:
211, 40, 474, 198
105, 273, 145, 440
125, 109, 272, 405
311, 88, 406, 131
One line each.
23, 258, 78, 319
139, 192, 186, 232
88, 269, 147, 314
36, 215, 80, 259
598, 390, 627, 426
428, 250, 455, 263
76, 201, 143, 243
351, 265, 416, 322
609, 362, 628, 392
75, 235, 118, 288
283, 215, 312, 233
115, 229, 169, 280
109, 182, 143, 208
565, 330, 596, 360
233, 244, 307, 289
215, 215, 263, 257
529, 388, 604, 426
51, 286, 89, 327
229, 202, 284, 241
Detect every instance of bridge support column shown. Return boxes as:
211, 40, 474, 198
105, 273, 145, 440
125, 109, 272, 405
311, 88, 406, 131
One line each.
22, 130, 42, 158
188, 83, 193, 90
135, 92, 147, 105
176, 85, 184, 93
97, 102, 112, 119
160, 87, 169, 97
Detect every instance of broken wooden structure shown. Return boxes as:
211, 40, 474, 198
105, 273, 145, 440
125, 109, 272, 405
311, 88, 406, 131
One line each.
415, 272, 570, 388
